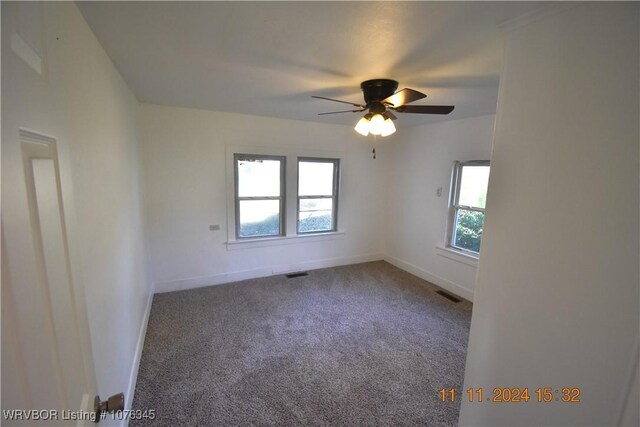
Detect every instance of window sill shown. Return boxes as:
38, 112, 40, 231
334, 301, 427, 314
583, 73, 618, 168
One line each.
436, 246, 479, 267
226, 231, 345, 251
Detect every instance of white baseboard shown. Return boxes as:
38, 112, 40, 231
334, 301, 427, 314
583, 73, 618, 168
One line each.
124, 290, 153, 423
383, 255, 474, 302
152, 253, 473, 302
153, 253, 385, 294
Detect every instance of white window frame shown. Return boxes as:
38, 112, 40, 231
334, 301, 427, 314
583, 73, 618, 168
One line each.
225, 144, 346, 249
234, 153, 286, 239
447, 160, 490, 256
296, 157, 340, 234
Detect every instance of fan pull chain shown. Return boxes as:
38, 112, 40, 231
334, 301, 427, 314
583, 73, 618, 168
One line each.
372, 134, 378, 159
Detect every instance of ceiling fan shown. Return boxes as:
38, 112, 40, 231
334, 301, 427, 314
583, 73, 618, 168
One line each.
312, 79, 454, 137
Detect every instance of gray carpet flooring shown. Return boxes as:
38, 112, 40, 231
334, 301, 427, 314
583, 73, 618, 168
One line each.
131, 261, 472, 426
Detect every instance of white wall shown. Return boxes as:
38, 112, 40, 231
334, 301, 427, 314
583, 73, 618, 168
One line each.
384, 115, 495, 301
139, 104, 389, 292
1, 1, 152, 416
460, 3, 639, 426
138, 106, 494, 300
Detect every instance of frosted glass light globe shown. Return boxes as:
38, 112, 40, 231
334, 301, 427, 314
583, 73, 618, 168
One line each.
369, 114, 385, 135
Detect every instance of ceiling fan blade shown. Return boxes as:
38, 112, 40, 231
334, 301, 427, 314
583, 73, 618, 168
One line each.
318, 109, 365, 115
381, 88, 426, 107
384, 111, 398, 120
312, 95, 365, 108
395, 105, 455, 114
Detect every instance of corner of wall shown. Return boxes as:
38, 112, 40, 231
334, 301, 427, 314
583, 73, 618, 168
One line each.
383, 254, 474, 302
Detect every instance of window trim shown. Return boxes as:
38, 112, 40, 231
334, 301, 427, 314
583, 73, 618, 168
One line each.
234, 153, 286, 240
296, 157, 340, 234
447, 160, 490, 256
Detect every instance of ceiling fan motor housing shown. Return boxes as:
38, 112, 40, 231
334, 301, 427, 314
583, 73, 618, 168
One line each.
361, 79, 398, 105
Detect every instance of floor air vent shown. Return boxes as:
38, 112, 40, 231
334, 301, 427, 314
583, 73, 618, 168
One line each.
436, 290, 461, 303
285, 272, 308, 278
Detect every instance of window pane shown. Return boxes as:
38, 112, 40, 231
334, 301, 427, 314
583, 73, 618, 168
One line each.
300, 198, 332, 211
453, 209, 484, 253
239, 200, 280, 237
237, 158, 281, 197
298, 198, 333, 232
458, 165, 490, 208
299, 161, 334, 196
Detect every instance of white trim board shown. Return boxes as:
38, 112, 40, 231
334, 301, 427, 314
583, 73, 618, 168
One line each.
153, 254, 474, 302
123, 291, 153, 426
154, 253, 384, 294
383, 255, 474, 302
435, 246, 479, 268
226, 231, 345, 251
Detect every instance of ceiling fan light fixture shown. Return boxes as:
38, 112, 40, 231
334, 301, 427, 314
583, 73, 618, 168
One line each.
354, 116, 370, 136
369, 113, 385, 136
314, 79, 454, 139
380, 117, 396, 137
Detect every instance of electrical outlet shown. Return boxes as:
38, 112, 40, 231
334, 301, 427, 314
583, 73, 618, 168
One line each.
209, 224, 220, 231
436, 187, 443, 197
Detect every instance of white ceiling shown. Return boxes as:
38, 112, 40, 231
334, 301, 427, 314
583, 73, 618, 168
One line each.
78, 1, 547, 127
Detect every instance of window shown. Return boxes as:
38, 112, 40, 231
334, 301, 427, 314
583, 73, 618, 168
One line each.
297, 157, 339, 234
229, 151, 342, 244
234, 154, 285, 239
449, 161, 490, 255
